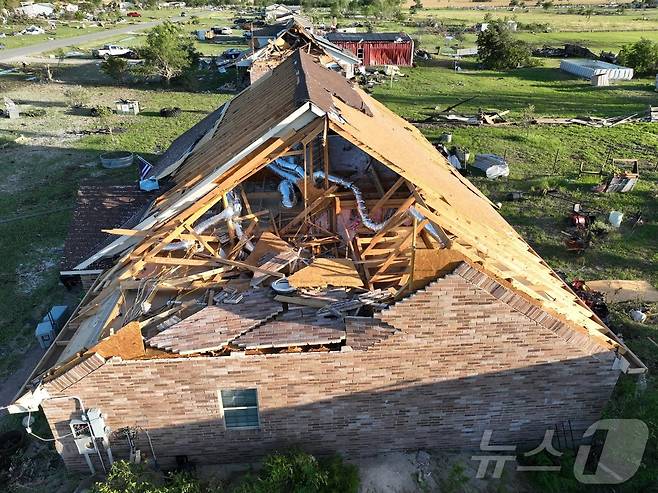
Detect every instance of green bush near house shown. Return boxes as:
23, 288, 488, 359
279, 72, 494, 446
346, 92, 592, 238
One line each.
234, 450, 359, 493
91, 461, 214, 493
90, 451, 359, 493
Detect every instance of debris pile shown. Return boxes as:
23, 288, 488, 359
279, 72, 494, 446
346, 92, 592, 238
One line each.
473, 154, 509, 179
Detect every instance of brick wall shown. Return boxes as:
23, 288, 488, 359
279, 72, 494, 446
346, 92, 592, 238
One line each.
42, 267, 620, 472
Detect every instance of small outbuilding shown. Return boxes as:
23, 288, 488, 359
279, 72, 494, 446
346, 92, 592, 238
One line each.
325, 31, 414, 67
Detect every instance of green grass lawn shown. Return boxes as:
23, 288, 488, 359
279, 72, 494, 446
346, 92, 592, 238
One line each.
372, 62, 658, 288
374, 60, 658, 119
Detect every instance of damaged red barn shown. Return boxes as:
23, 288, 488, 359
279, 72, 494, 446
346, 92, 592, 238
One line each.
10, 50, 644, 473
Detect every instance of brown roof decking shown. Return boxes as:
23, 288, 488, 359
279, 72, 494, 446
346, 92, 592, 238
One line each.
61, 184, 155, 271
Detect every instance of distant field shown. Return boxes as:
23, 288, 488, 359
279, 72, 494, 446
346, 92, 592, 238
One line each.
406, 8, 658, 32
408, 0, 642, 7
372, 8, 658, 53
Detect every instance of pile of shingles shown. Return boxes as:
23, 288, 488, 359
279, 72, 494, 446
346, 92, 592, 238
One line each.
144, 251, 395, 356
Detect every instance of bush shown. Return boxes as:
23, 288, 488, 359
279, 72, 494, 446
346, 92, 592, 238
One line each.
91, 461, 210, 493
618, 38, 658, 76
477, 20, 535, 69
234, 450, 359, 493
101, 56, 129, 83
64, 86, 91, 108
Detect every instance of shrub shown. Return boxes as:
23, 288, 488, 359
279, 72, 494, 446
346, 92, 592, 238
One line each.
477, 20, 535, 69
101, 56, 129, 83
63, 86, 91, 108
234, 450, 359, 493
618, 38, 658, 76
90, 461, 209, 493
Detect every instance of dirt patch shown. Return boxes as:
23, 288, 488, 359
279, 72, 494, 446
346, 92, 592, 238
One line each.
355, 450, 533, 493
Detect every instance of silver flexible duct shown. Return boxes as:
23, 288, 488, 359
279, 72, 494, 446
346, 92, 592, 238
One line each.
312, 170, 386, 232
277, 180, 298, 208
162, 191, 248, 253
268, 158, 387, 231
407, 206, 447, 247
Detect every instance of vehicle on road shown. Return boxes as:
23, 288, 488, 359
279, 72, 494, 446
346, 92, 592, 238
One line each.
127, 11, 141, 17
93, 44, 135, 59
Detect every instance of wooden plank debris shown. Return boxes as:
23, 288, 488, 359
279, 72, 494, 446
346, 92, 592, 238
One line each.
288, 258, 364, 288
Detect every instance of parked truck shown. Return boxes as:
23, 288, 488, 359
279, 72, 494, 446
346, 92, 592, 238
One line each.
93, 45, 135, 59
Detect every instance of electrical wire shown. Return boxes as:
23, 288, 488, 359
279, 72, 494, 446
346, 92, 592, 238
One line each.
25, 409, 75, 442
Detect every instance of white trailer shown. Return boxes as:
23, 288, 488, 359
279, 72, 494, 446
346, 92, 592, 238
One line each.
560, 59, 634, 81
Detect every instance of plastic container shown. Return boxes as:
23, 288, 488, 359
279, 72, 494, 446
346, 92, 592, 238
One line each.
100, 151, 134, 169
608, 211, 623, 228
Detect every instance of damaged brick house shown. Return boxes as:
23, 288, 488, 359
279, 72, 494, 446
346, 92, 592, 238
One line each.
10, 50, 645, 473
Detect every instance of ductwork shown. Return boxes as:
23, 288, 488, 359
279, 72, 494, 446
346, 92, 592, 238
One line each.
163, 191, 252, 253
267, 157, 387, 231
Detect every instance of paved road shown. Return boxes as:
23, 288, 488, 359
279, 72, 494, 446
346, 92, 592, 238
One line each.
0, 20, 167, 62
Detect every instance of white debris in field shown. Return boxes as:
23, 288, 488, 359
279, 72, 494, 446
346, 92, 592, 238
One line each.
16, 246, 62, 295
474, 154, 510, 179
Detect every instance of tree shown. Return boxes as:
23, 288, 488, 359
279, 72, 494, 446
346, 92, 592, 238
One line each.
101, 56, 129, 83
139, 21, 198, 84
618, 38, 658, 76
476, 20, 534, 69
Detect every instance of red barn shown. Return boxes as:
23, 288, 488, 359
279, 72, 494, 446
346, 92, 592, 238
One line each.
325, 32, 414, 67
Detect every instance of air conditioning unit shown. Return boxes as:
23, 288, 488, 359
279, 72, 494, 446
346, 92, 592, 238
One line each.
69, 418, 97, 455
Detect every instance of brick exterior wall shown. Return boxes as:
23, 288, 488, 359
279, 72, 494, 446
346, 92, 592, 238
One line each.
41, 267, 620, 472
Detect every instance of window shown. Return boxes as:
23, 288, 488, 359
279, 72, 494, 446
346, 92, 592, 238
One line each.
356, 47, 365, 60
219, 389, 260, 429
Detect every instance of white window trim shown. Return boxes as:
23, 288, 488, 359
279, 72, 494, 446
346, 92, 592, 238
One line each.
217, 388, 261, 431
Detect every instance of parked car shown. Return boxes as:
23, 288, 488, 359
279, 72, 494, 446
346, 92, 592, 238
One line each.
233, 17, 247, 25
127, 11, 141, 17
222, 48, 242, 60
218, 27, 232, 35
93, 44, 134, 59
243, 31, 252, 39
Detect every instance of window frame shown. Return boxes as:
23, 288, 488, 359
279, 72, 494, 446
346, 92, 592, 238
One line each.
217, 388, 261, 431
